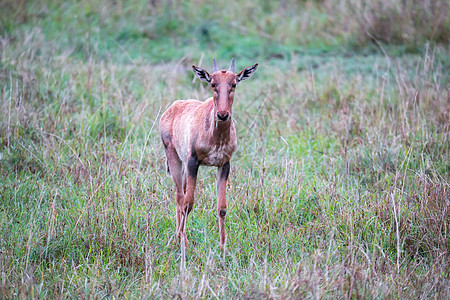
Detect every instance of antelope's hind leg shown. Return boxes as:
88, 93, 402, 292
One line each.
177, 152, 200, 246
162, 141, 185, 241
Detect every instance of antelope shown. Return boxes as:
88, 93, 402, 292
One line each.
159, 58, 258, 249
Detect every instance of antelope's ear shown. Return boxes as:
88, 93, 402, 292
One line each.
236, 63, 258, 83
192, 65, 211, 83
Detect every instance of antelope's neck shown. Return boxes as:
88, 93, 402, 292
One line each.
206, 103, 234, 144
196, 100, 236, 167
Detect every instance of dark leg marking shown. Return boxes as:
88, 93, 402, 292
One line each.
188, 150, 199, 178
186, 203, 193, 214
219, 209, 226, 218
220, 162, 230, 181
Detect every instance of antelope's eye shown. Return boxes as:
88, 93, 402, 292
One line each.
211, 83, 216, 88
231, 83, 236, 88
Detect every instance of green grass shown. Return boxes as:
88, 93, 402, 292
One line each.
1, 0, 449, 298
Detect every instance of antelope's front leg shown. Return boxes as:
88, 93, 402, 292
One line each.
217, 162, 230, 250
180, 153, 199, 245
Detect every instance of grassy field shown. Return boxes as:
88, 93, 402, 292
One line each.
1, 0, 449, 298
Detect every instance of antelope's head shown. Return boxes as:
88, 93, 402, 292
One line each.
193, 58, 258, 122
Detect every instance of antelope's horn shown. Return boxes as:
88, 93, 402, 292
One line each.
213, 58, 219, 72
229, 57, 235, 73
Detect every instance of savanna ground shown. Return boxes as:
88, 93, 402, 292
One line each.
0, 0, 449, 298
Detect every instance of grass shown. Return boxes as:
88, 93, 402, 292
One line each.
1, 0, 449, 298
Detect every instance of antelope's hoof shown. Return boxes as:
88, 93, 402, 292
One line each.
220, 243, 228, 253
172, 235, 179, 246
175, 232, 189, 248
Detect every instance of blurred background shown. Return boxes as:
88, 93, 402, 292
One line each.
1, 0, 448, 64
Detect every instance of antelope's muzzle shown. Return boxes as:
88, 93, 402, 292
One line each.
216, 112, 230, 121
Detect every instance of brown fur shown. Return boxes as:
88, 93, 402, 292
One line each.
159, 59, 258, 249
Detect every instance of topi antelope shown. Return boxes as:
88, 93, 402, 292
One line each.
159, 58, 258, 249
